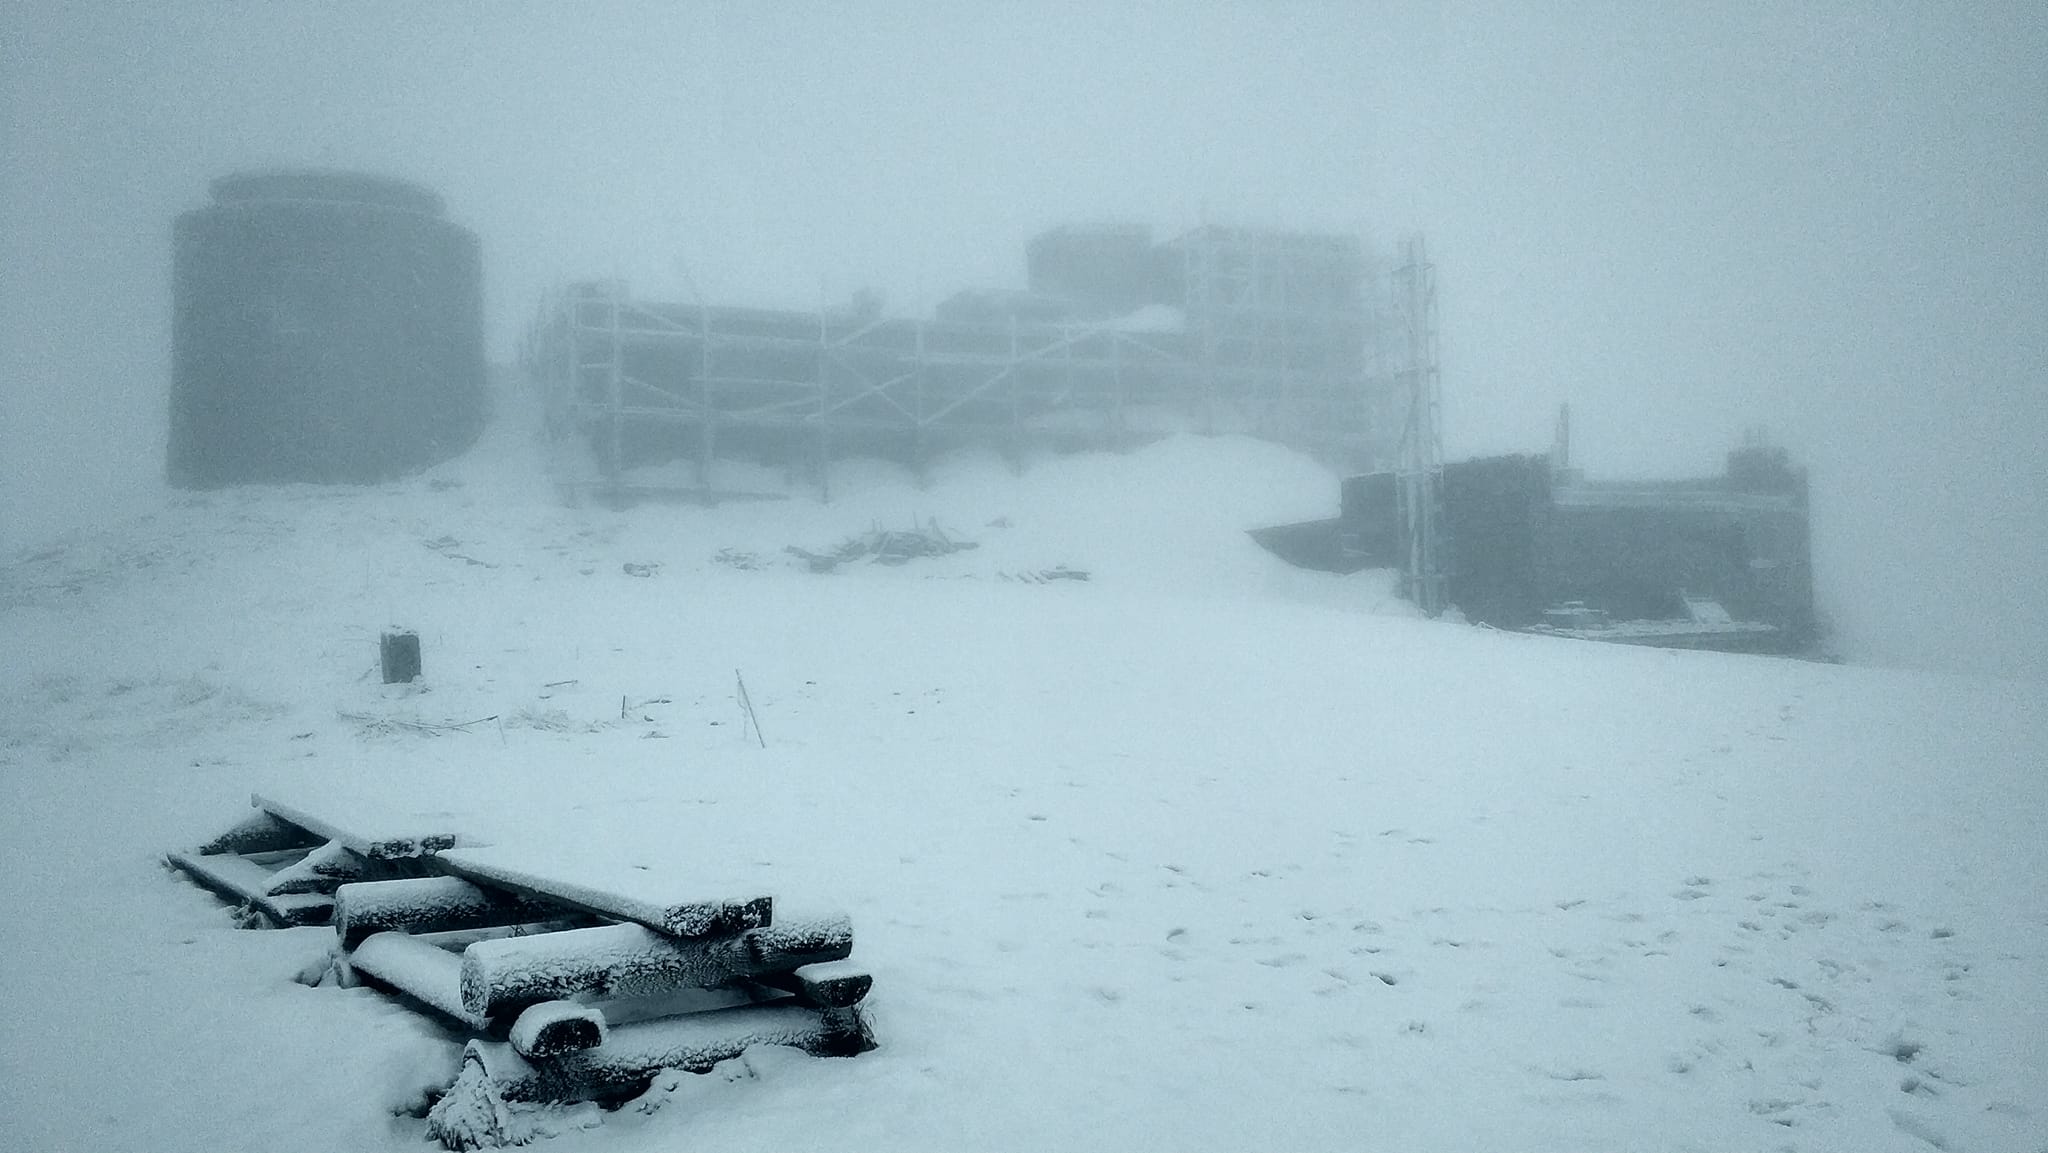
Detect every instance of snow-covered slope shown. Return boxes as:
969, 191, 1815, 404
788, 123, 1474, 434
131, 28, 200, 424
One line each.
2, 415, 2042, 1153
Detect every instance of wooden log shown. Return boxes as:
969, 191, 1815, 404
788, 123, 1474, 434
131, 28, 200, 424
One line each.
461, 1000, 869, 1103
754, 959, 873, 1009
350, 931, 484, 1028
509, 1001, 607, 1058
459, 913, 854, 1021
266, 840, 426, 896
165, 849, 333, 927
433, 848, 771, 939
193, 809, 321, 856
409, 918, 599, 951
334, 876, 566, 948
252, 793, 461, 861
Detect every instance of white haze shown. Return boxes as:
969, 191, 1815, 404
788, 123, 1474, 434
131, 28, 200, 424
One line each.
3, 1, 2043, 680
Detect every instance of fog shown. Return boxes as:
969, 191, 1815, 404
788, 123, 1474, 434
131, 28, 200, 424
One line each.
4, 1, 2043, 679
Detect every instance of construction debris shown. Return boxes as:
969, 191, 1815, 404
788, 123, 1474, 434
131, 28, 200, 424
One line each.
786, 520, 977, 573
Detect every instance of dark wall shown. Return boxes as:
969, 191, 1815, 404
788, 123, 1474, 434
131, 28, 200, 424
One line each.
169, 171, 486, 487
1440, 455, 1553, 627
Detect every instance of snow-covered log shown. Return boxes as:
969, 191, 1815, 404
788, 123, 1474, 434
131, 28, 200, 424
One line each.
433, 848, 771, 939
334, 876, 565, 947
459, 914, 854, 1021
192, 809, 321, 856
509, 1001, 607, 1058
349, 931, 484, 1028
755, 959, 873, 1008
164, 849, 332, 926
265, 839, 424, 896
253, 793, 461, 861
461, 1000, 870, 1104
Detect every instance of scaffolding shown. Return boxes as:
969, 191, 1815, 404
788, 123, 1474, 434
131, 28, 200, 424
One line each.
1391, 235, 1447, 615
522, 225, 1408, 499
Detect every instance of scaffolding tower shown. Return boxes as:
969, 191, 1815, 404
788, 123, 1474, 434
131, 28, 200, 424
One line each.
1391, 235, 1447, 615
521, 225, 1410, 500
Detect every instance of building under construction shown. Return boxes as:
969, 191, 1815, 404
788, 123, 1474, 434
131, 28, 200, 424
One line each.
523, 223, 1413, 495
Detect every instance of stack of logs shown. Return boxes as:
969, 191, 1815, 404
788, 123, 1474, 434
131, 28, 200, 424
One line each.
166, 796, 874, 1148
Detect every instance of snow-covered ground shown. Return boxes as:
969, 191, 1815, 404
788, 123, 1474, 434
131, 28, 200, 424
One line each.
2, 408, 2043, 1153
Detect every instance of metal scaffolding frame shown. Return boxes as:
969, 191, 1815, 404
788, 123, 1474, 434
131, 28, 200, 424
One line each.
1391, 235, 1447, 615
521, 227, 1407, 500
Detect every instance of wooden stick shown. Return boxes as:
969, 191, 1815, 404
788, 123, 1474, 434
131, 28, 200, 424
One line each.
736, 669, 765, 748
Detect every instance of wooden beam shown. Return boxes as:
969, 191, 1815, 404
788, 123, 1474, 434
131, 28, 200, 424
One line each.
753, 959, 872, 1009
334, 876, 566, 948
458, 914, 853, 1021
432, 849, 771, 940
193, 810, 321, 857
460, 1000, 871, 1102
350, 931, 484, 1029
165, 849, 332, 927
251, 794, 462, 861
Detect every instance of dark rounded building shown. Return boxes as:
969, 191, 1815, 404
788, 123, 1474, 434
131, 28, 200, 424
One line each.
169, 169, 486, 487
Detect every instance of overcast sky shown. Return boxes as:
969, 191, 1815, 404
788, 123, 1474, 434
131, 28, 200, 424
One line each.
4, 1, 2044, 679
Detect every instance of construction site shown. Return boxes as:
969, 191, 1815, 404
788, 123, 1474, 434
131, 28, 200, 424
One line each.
166, 170, 1814, 655
518, 223, 1430, 498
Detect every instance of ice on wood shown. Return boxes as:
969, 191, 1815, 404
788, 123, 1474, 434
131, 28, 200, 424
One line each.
434, 846, 771, 938
459, 915, 854, 1020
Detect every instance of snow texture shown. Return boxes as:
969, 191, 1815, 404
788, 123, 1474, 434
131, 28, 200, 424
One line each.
350, 931, 481, 1028
3, 413, 2043, 1152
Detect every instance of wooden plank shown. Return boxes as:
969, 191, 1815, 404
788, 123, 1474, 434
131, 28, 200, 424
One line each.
252, 793, 462, 861
193, 810, 322, 856
350, 931, 484, 1028
334, 876, 567, 948
266, 840, 427, 897
433, 847, 771, 939
458, 913, 853, 1021
165, 850, 333, 927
